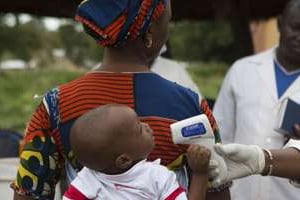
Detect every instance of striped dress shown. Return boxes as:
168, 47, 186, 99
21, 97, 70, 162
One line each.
12, 72, 202, 199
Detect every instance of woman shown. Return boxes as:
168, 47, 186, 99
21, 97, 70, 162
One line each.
12, 0, 230, 199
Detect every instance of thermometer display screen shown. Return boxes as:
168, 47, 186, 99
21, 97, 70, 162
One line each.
181, 123, 207, 137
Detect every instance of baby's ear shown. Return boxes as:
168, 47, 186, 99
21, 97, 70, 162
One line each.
115, 154, 133, 169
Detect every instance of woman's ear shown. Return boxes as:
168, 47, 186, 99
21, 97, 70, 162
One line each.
144, 27, 153, 48
115, 154, 133, 169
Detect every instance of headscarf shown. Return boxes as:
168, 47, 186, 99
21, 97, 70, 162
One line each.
75, 0, 167, 47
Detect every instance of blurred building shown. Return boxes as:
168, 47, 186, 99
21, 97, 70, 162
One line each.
0, 59, 27, 70
250, 18, 280, 53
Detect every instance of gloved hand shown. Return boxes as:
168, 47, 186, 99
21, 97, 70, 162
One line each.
207, 148, 228, 188
213, 143, 266, 180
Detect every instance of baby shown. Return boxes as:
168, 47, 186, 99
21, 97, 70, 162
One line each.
63, 104, 211, 200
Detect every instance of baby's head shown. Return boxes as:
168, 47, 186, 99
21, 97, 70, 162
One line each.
70, 104, 154, 174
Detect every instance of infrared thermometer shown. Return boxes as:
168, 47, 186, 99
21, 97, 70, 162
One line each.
170, 114, 227, 187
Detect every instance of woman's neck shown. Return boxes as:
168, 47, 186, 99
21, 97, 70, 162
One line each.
100, 46, 151, 72
99, 63, 150, 73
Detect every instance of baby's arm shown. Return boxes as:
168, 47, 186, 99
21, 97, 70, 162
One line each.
186, 144, 211, 200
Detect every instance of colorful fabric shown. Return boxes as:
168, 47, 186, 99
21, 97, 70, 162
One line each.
11, 102, 63, 200
201, 99, 222, 143
63, 160, 187, 200
75, 0, 167, 47
12, 72, 203, 199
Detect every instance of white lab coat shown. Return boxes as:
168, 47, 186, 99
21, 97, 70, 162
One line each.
214, 48, 300, 200
151, 56, 202, 98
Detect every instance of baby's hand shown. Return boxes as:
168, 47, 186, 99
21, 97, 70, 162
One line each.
186, 144, 211, 174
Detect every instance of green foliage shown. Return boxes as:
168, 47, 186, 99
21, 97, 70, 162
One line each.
170, 21, 236, 63
58, 24, 103, 66
0, 69, 85, 132
0, 15, 103, 67
0, 15, 56, 63
187, 62, 228, 99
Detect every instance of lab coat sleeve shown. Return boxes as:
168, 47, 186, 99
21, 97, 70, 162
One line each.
283, 139, 300, 151
213, 64, 238, 143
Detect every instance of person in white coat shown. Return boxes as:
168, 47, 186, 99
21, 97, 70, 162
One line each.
212, 130, 300, 185
151, 56, 201, 96
151, 45, 202, 98
213, 0, 300, 199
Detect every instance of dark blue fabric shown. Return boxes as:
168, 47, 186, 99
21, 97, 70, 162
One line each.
45, 88, 76, 165
116, 0, 145, 44
134, 73, 202, 120
274, 60, 300, 98
44, 88, 60, 130
59, 121, 75, 159
77, 0, 132, 29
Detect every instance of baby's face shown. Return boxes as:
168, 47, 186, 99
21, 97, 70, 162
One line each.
128, 112, 154, 160
113, 106, 154, 162
136, 121, 155, 156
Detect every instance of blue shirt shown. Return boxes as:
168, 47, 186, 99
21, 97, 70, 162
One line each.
274, 60, 300, 98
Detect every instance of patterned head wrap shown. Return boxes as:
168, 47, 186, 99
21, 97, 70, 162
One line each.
75, 0, 167, 47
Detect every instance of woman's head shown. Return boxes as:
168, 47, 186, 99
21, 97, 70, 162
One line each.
142, 0, 172, 64
76, 0, 171, 66
70, 104, 154, 174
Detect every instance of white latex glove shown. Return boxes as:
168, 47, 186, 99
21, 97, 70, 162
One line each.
214, 143, 265, 180
208, 159, 219, 178
207, 150, 228, 188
